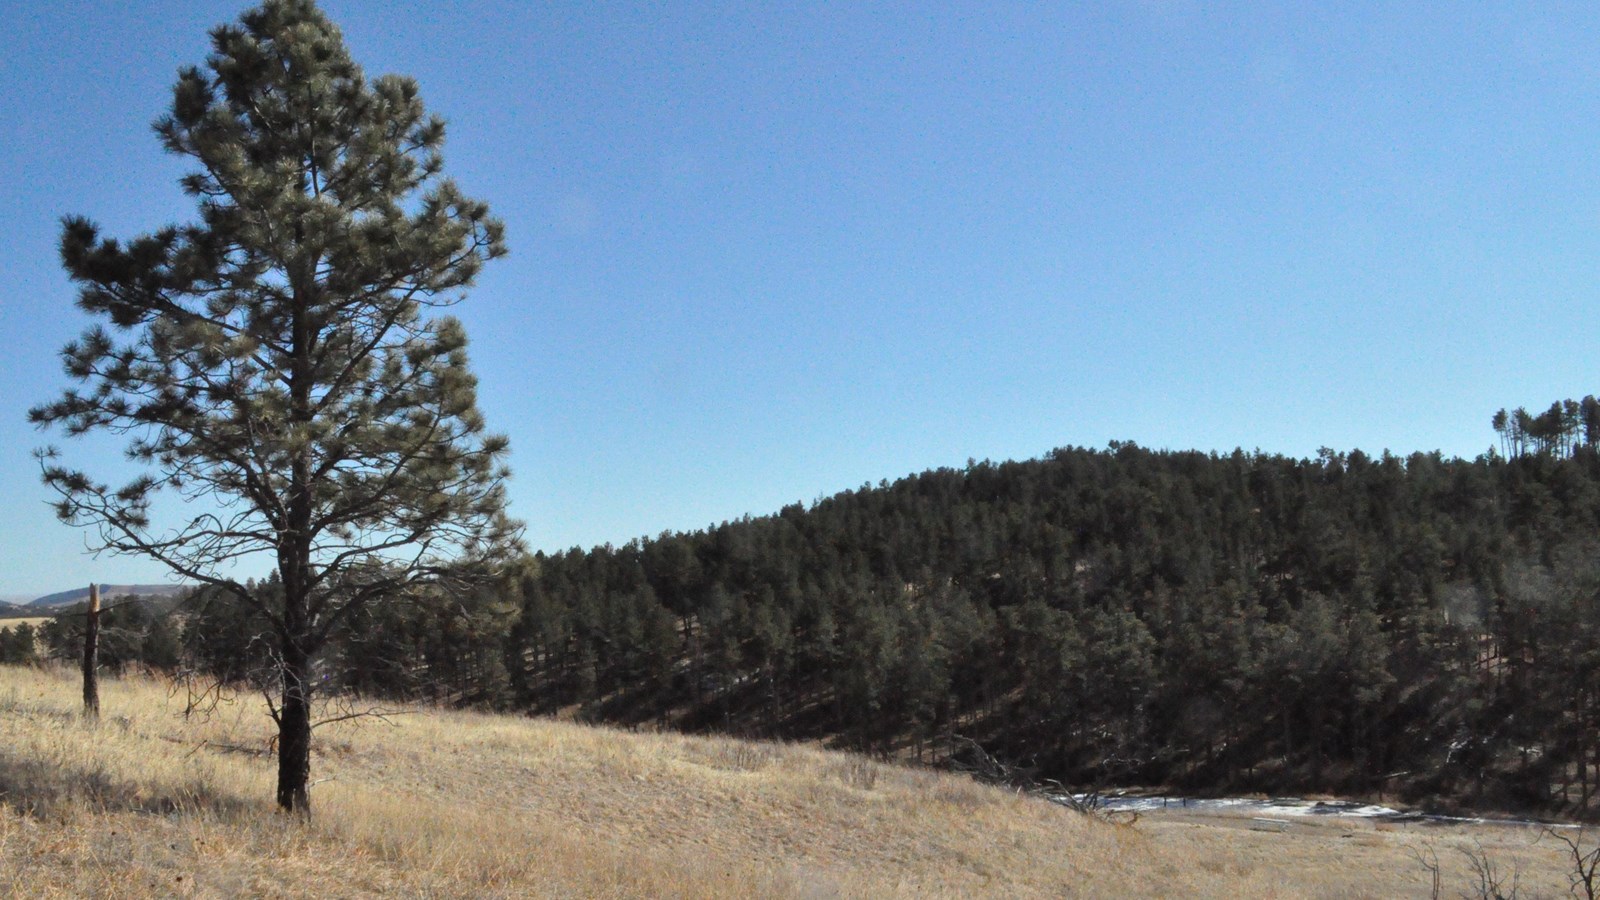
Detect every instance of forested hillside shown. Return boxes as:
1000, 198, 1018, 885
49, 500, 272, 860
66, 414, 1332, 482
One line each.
502, 438, 1600, 814
14, 399, 1600, 816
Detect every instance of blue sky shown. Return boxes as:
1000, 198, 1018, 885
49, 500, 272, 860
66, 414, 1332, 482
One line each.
3, 2, 1599, 595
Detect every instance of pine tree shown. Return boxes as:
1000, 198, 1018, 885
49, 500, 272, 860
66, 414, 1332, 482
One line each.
30, 0, 519, 816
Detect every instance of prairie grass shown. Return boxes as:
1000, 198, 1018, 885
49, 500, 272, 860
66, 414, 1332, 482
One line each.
0, 617, 50, 630
0, 663, 1578, 897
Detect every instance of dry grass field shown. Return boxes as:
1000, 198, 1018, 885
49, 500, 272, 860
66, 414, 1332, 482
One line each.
0, 617, 51, 630
0, 663, 1583, 898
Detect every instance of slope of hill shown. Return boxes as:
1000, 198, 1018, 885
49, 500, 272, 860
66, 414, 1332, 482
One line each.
24, 583, 187, 610
465, 439, 1600, 818
92, 437, 1600, 819
0, 663, 1578, 898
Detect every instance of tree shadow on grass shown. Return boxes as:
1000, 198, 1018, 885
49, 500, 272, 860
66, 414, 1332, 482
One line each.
0, 748, 258, 822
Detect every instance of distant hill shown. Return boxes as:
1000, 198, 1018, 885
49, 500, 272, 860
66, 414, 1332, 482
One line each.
25, 584, 188, 610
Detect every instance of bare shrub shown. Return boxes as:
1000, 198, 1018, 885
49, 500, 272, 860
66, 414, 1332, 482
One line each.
1460, 839, 1522, 900
1410, 843, 1442, 900
1542, 826, 1600, 900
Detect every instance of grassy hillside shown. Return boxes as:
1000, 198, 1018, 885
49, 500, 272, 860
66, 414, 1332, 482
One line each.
0, 617, 50, 630
0, 664, 1578, 898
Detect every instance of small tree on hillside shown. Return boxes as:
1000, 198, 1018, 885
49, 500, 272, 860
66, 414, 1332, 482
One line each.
30, 0, 520, 816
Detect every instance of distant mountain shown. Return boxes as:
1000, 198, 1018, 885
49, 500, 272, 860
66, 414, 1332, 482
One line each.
25, 584, 189, 610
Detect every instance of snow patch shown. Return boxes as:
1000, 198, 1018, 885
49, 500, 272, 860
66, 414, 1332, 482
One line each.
1055, 793, 1578, 829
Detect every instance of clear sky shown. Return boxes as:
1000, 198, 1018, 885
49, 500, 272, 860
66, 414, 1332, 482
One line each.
3, 2, 1599, 595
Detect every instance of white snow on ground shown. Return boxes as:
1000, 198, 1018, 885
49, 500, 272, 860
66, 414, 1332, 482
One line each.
1056, 793, 1579, 829
1066, 795, 1400, 818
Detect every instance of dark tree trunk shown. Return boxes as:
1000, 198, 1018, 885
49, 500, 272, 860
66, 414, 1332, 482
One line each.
81, 583, 100, 719
276, 442, 315, 816
278, 271, 316, 818
276, 635, 313, 816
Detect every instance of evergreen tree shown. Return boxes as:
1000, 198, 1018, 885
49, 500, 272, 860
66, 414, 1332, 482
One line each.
183, 578, 281, 684
29, 0, 519, 816
0, 624, 36, 664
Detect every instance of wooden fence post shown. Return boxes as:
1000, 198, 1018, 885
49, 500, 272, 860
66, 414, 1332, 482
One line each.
82, 583, 99, 719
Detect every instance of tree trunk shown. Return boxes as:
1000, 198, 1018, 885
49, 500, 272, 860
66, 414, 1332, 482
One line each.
276, 638, 313, 816
276, 505, 315, 817
277, 227, 318, 818
81, 583, 100, 719
1582, 729, 1593, 811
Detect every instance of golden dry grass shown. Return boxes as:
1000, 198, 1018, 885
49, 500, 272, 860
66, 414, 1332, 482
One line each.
0, 617, 51, 630
0, 663, 1581, 898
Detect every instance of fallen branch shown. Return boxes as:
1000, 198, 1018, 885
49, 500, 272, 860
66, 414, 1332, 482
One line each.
161, 736, 271, 758
947, 734, 1134, 823
313, 706, 411, 729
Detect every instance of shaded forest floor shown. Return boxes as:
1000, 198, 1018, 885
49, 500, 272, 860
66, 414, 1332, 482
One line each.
0, 664, 1584, 898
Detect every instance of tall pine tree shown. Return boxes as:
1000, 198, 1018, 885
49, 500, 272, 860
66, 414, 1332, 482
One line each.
30, 0, 519, 816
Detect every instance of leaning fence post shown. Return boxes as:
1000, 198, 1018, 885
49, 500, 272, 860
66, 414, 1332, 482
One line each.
82, 583, 100, 719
